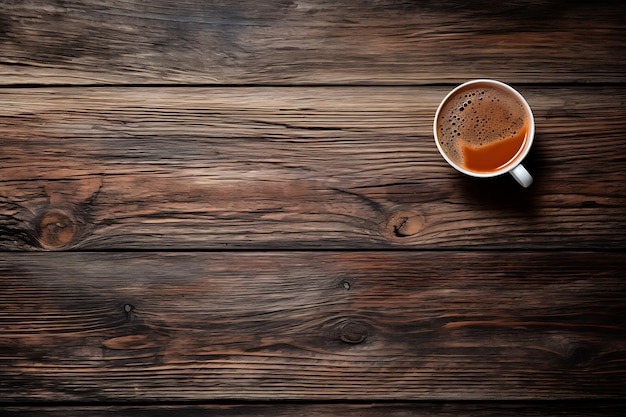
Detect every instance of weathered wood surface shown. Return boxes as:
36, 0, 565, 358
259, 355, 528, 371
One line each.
2, 402, 626, 417
1, 86, 625, 250
1, 0, 625, 85
2, 0, 625, 414
1, 251, 624, 402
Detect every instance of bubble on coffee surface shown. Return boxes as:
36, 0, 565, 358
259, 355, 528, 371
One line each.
437, 83, 528, 168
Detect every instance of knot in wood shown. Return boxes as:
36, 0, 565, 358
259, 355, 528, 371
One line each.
338, 321, 369, 344
387, 211, 425, 238
566, 343, 593, 366
36, 209, 78, 249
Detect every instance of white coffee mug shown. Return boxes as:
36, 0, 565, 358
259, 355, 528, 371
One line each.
433, 79, 534, 188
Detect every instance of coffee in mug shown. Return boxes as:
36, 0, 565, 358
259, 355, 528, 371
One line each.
434, 80, 534, 187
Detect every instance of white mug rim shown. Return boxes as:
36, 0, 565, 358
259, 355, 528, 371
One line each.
433, 79, 535, 178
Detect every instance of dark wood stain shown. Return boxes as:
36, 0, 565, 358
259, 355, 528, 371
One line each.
0, 1, 625, 84
0, 252, 624, 401
2, 402, 626, 417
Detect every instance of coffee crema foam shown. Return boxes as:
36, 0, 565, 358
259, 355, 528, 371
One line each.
436, 82, 529, 171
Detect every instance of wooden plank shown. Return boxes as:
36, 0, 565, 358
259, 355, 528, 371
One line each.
1, 251, 624, 402
1, 86, 625, 250
2, 402, 626, 417
0, 0, 625, 85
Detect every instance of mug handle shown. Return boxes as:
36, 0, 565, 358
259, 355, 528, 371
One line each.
510, 164, 533, 188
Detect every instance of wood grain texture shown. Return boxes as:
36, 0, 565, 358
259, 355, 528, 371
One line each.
2, 0, 624, 413
2, 402, 626, 417
1, 251, 624, 402
1, 86, 625, 250
0, 0, 625, 85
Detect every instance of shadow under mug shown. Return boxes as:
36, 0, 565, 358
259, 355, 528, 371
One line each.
433, 79, 534, 188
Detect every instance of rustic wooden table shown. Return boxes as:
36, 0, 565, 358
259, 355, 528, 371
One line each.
1, 1, 625, 415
